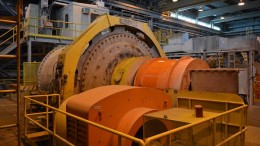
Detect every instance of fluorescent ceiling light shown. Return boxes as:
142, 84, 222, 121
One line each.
238, 0, 245, 6
198, 6, 204, 12
172, 0, 178, 2
238, 2, 245, 6
220, 16, 225, 19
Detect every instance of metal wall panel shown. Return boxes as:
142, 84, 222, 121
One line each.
190, 69, 239, 94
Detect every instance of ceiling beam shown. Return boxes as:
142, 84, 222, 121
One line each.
160, 0, 222, 12
0, 0, 16, 16
198, 0, 260, 18
222, 28, 260, 36
212, 11, 260, 24
105, 1, 220, 34
0, 16, 17, 23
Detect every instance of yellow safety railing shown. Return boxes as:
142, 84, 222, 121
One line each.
0, 25, 18, 51
24, 94, 145, 146
0, 17, 87, 54
176, 96, 244, 110
144, 105, 248, 146
23, 17, 88, 40
24, 93, 247, 146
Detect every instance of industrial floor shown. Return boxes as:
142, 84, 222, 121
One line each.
0, 97, 260, 146
245, 104, 260, 146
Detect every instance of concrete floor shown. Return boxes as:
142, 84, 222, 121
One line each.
0, 97, 260, 146
246, 105, 260, 146
246, 126, 260, 146
0, 98, 17, 126
0, 98, 21, 146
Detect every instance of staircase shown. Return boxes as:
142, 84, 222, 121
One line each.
0, 24, 24, 55
0, 38, 25, 55
0, 25, 24, 80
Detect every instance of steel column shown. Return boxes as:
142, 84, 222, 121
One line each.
27, 40, 31, 62
16, 0, 22, 145
249, 49, 254, 105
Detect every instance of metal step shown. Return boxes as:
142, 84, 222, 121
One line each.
25, 131, 50, 142
0, 38, 24, 55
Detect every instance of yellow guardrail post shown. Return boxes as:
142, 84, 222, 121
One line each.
12, 27, 15, 43
118, 136, 122, 146
212, 118, 216, 146
167, 133, 171, 146
34, 17, 36, 36
46, 95, 49, 129
74, 23, 76, 37
26, 17, 29, 37
24, 95, 27, 136
53, 110, 56, 146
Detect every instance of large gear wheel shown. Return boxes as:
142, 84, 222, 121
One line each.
77, 27, 161, 92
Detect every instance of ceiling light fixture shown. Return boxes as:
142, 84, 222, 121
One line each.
172, 0, 178, 2
198, 6, 203, 12
220, 16, 225, 19
238, 0, 245, 6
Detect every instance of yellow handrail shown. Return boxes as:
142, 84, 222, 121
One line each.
24, 94, 145, 146
0, 35, 17, 46
0, 22, 20, 54
144, 105, 247, 145
0, 25, 16, 38
177, 96, 244, 105
22, 16, 88, 40
0, 16, 88, 54
24, 93, 247, 146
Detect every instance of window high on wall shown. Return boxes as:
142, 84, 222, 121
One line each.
65, 14, 69, 28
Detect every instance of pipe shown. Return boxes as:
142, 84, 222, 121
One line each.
0, 19, 16, 24
0, 55, 17, 59
53, 1, 68, 6
0, 90, 16, 93
0, 124, 17, 129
